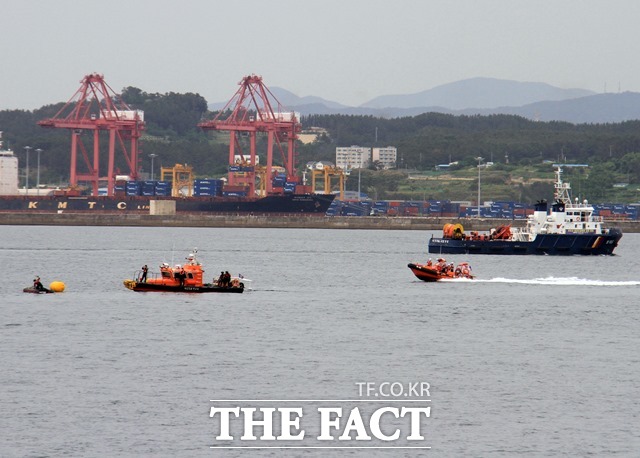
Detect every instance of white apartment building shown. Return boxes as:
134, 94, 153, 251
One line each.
335, 146, 371, 170
0, 132, 18, 195
372, 146, 397, 169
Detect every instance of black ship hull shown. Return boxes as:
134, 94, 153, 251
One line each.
126, 282, 243, 293
428, 230, 623, 255
0, 193, 335, 215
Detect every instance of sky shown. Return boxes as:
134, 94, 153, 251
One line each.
2, 0, 640, 110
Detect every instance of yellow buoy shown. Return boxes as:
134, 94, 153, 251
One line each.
49, 281, 66, 293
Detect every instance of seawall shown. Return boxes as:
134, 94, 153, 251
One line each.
0, 213, 638, 232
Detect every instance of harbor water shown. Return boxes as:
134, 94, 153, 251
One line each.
1, 226, 639, 457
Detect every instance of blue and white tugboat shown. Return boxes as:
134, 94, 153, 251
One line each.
428, 165, 623, 255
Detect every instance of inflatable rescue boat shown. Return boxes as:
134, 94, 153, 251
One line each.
408, 259, 474, 282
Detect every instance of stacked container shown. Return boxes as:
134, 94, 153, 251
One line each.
373, 201, 389, 215
625, 205, 639, 220
194, 179, 223, 197
113, 179, 127, 197
154, 181, 172, 196
126, 181, 141, 196
272, 173, 286, 188
141, 181, 156, 196
222, 185, 248, 197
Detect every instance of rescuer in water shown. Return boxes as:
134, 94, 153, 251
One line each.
33, 276, 45, 291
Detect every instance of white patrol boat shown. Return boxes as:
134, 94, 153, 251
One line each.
428, 165, 623, 255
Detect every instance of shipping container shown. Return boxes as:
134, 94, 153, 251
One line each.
126, 181, 141, 196
223, 185, 249, 192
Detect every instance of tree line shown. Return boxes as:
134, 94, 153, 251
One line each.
2, 89, 640, 196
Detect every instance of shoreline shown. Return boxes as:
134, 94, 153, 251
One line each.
1, 213, 638, 232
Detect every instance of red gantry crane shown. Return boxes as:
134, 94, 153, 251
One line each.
38, 73, 145, 196
198, 74, 300, 196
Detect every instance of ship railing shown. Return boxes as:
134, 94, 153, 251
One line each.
134, 269, 161, 282
510, 232, 532, 242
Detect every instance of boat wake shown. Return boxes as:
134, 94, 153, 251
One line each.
477, 277, 640, 286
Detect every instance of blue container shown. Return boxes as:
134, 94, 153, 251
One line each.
223, 191, 248, 197
126, 181, 141, 196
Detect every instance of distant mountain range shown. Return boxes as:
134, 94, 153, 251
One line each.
208, 77, 640, 124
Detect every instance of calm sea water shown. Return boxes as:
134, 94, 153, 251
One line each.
1, 225, 639, 457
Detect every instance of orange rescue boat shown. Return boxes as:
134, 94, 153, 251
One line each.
408, 258, 474, 282
123, 250, 244, 293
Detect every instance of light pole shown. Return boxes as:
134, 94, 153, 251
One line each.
24, 146, 32, 192
35, 148, 43, 195
357, 153, 363, 201
149, 153, 158, 180
476, 156, 484, 217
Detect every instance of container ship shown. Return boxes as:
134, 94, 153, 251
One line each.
1, 134, 334, 215
0, 74, 336, 216
0, 160, 334, 215
428, 165, 623, 255
0, 190, 335, 215
0, 146, 335, 215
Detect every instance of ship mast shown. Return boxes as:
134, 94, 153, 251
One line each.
552, 163, 588, 206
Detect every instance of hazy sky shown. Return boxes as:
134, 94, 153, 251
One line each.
2, 0, 640, 110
